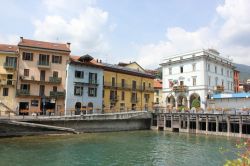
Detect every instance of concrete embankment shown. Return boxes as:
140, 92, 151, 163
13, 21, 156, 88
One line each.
0, 112, 152, 137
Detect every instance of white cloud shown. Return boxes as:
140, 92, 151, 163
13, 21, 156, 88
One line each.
137, 0, 250, 68
33, 0, 110, 57
0, 34, 19, 44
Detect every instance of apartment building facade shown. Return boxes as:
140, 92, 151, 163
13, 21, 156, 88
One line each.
16, 37, 70, 115
161, 49, 235, 110
102, 63, 155, 112
153, 79, 164, 107
65, 55, 103, 115
0, 44, 18, 115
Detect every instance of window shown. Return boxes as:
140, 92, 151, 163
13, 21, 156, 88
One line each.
149, 83, 151, 88
221, 68, 224, 75
132, 80, 136, 90
144, 94, 150, 103
208, 76, 211, 86
143, 82, 146, 90
222, 79, 224, 86
227, 70, 229, 77
75, 71, 84, 78
156, 98, 159, 103
112, 77, 116, 87
22, 52, 33, 61
39, 85, 45, 96
207, 64, 210, 71
180, 66, 183, 73
89, 73, 97, 84
121, 91, 125, 100
215, 77, 218, 86
52, 55, 62, 64
169, 67, 172, 75
192, 63, 196, 71
192, 77, 197, 86
74, 86, 83, 96
227, 81, 230, 90
121, 79, 125, 88
24, 69, 29, 77
180, 81, 184, 86
3, 88, 8, 96
38, 54, 49, 65
7, 74, 13, 85
21, 84, 30, 91
110, 90, 117, 100
155, 90, 159, 96
215, 66, 217, 74
53, 71, 58, 77
88, 87, 97, 97
5, 57, 16, 67
53, 86, 57, 92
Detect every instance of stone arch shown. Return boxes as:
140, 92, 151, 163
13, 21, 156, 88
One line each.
177, 94, 188, 108
189, 93, 201, 109
166, 95, 176, 108
75, 102, 81, 115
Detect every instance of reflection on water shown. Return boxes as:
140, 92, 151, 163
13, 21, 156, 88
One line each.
0, 131, 239, 166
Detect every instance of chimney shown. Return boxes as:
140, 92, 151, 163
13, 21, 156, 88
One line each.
100, 59, 102, 63
66, 42, 71, 49
97, 59, 99, 63
20, 37, 23, 42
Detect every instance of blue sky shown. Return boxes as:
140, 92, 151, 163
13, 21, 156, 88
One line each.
0, 0, 250, 68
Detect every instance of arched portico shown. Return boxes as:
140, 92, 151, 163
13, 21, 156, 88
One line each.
189, 93, 201, 109
177, 94, 188, 109
166, 95, 176, 108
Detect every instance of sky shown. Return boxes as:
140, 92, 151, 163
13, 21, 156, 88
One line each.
0, 0, 250, 69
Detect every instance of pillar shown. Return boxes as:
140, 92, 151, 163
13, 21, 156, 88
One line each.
227, 116, 230, 136
163, 115, 166, 130
187, 99, 190, 109
239, 116, 242, 136
206, 115, 208, 134
179, 115, 182, 129
187, 115, 190, 133
171, 114, 173, 130
196, 114, 199, 133
216, 116, 219, 133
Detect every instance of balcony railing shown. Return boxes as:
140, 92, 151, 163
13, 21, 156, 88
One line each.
16, 89, 30, 96
131, 98, 139, 103
4, 62, 16, 69
49, 77, 62, 84
110, 96, 119, 103
172, 85, 188, 92
214, 85, 224, 93
0, 80, 15, 86
37, 61, 51, 68
50, 91, 65, 98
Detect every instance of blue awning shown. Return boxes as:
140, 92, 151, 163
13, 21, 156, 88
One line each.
212, 93, 250, 99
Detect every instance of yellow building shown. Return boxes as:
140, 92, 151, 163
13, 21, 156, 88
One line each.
102, 62, 155, 112
16, 37, 70, 115
153, 79, 164, 107
0, 44, 18, 116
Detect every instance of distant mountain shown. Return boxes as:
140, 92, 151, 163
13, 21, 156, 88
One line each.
235, 63, 250, 82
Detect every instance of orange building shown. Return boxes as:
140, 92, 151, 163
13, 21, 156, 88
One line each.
16, 37, 70, 115
234, 69, 240, 93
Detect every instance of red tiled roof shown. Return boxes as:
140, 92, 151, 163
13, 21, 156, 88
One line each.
154, 79, 162, 89
70, 55, 104, 67
0, 44, 17, 52
18, 38, 70, 52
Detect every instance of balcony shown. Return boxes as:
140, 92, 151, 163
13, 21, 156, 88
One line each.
131, 98, 139, 103
16, 89, 30, 96
88, 80, 98, 86
49, 77, 62, 84
104, 82, 116, 88
4, 62, 16, 70
117, 83, 131, 90
0, 80, 15, 86
50, 91, 65, 98
172, 85, 188, 92
145, 87, 154, 92
37, 61, 51, 69
214, 85, 224, 93
110, 96, 119, 103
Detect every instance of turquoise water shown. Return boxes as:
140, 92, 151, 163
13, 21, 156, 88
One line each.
0, 131, 239, 166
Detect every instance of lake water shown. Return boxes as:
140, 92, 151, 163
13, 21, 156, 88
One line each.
0, 131, 240, 166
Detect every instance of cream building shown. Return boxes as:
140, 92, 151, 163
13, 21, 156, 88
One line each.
0, 44, 18, 116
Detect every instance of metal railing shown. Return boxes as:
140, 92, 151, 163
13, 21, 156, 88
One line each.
49, 77, 62, 84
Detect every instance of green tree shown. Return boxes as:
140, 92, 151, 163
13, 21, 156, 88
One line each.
191, 98, 200, 108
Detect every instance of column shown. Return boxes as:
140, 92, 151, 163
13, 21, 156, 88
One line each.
206, 115, 208, 134
239, 116, 242, 136
187, 99, 190, 109
179, 115, 182, 129
187, 115, 190, 133
227, 116, 231, 136
196, 114, 199, 133
171, 114, 173, 130
216, 116, 219, 133
163, 115, 166, 130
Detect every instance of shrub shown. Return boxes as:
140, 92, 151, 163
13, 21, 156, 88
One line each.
191, 98, 200, 108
